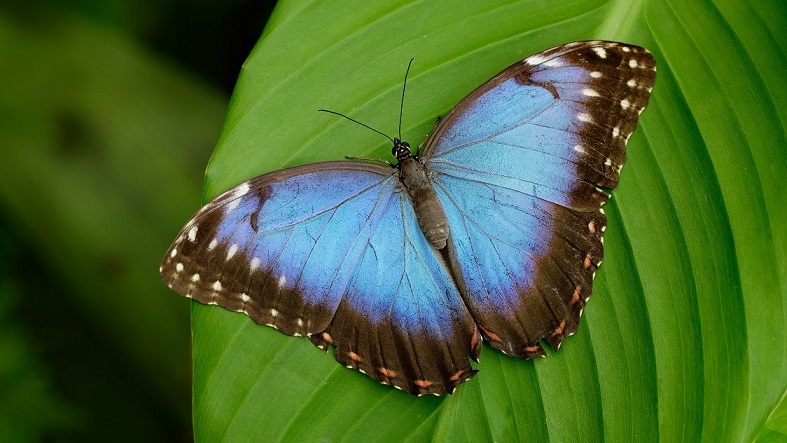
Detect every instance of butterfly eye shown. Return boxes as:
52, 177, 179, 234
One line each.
392, 139, 412, 162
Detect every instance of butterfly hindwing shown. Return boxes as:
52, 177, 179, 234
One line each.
425, 41, 655, 356
161, 162, 479, 395
435, 175, 606, 357
310, 187, 480, 395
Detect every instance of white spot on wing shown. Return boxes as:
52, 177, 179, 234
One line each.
207, 238, 218, 251
297, 318, 304, 327
187, 226, 198, 242
627, 79, 637, 88
544, 58, 562, 67
226, 243, 238, 260
622, 46, 631, 52
574, 145, 586, 154
212, 280, 222, 292
592, 47, 607, 59
278, 274, 286, 288
582, 88, 600, 97
226, 182, 250, 212
176, 263, 184, 273
250, 257, 260, 271
605, 158, 613, 166
170, 248, 177, 258
191, 273, 200, 282
578, 113, 592, 122
525, 54, 548, 66
612, 126, 620, 137
270, 308, 279, 317
240, 293, 251, 303
590, 71, 602, 78
620, 99, 631, 110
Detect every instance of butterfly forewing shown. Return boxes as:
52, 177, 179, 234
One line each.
425, 41, 655, 357
161, 162, 392, 335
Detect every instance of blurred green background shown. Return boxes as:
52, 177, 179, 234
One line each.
0, 1, 275, 440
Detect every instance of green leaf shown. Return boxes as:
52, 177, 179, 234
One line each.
758, 392, 787, 442
192, 0, 787, 440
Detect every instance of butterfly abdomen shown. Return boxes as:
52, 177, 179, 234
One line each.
399, 158, 449, 249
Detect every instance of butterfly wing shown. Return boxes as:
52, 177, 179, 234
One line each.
160, 162, 479, 395
424, 41, 655, 357
309, 181, 481, 395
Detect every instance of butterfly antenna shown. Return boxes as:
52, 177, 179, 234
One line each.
318, 109, 394, 143
399, 58, 414, 143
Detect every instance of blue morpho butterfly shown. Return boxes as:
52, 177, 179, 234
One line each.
161, 41, 655, 396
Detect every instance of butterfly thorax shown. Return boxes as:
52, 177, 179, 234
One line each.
396, 142, 450, 250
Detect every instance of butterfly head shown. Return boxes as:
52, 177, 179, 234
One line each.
392, 138, 413, 163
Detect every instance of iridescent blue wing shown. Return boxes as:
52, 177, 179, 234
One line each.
424, 41, 655, 357
160, 163, 480, 395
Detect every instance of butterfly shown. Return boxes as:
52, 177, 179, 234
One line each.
161, 40, 655, 396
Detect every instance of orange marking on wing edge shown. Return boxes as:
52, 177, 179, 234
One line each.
378, 367, 396, 378
477, 323, 501, 342
449, 370, 465, 382
583, 252, 593, 269
321, 332, 333, 344
524, 345, 541, 353
552, 320, 567, 337
347, 351, 362, 363
572, 286, 582, 304
414, 379, 433, 388
588, 219, 596, 234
